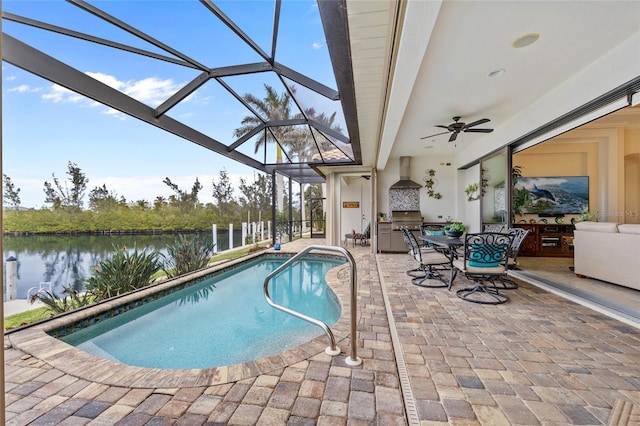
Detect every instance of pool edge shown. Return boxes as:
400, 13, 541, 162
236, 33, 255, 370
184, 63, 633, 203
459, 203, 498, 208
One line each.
5, 250, 355, 388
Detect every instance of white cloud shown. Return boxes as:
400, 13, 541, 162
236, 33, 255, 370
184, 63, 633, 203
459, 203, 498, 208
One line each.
312, 41, 323, 49
7, 75, 17, 81
42, 84, 85, 103
41, 72, 186, 113
9, 84, 41, 93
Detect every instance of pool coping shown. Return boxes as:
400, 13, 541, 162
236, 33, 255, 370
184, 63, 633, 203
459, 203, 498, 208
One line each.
5, 249, 355, 388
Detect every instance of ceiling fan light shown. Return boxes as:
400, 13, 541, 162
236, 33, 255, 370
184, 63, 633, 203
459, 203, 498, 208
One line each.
512, 33, 540, 48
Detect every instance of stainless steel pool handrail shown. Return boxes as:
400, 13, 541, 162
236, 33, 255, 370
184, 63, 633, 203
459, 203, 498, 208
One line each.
263, 245, 362, 366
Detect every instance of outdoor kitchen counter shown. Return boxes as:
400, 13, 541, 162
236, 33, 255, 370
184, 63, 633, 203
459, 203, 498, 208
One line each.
377, 221, 448, 252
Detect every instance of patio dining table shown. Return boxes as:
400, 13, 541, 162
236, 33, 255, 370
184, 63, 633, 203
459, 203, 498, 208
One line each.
420, 234, 465, 289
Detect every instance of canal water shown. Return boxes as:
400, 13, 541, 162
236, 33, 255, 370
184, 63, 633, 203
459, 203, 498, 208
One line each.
2, 231, 243, 301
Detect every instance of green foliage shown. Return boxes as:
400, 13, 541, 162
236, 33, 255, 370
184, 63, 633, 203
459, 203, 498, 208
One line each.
512, 165, 531, 217
36, 286, 94, 315
581, 208, 599, 222
2, 205, 241, 234
3, 173, 22, 212
163, 177, 202, 212
162, 234, 216, 278
88, 184, 125, 211
445, 222, 466, 232
85, 246, 163, 300
43, 161, 88, 210
2, 161, 277, 234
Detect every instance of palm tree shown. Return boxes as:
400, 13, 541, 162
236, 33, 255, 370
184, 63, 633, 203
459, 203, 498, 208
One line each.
234, 85, 293, 212
286, 107, 346, 232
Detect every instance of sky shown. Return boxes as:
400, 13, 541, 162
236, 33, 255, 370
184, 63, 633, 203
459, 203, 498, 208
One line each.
1, 0, 338, 208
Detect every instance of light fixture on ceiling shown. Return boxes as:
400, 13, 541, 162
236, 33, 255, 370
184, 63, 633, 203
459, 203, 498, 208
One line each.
488, 68, 505, 78
512, 33, 540, 48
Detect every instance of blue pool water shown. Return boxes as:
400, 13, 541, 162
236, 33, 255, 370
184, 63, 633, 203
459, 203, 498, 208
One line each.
60, 257, 343, 369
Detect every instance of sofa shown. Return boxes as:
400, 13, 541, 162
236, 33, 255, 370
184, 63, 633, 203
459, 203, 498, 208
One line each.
573, 222, 640, 290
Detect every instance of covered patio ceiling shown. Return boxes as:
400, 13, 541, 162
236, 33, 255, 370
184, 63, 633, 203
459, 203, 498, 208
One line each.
1, 0, 361, 184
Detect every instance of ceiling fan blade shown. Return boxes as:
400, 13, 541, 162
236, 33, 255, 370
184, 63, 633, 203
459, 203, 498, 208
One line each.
449, 132, 459, 142
463, 118, 490, 128
420, 131, 450, 140
435, 125, 450, 130
464, 128, 494, 133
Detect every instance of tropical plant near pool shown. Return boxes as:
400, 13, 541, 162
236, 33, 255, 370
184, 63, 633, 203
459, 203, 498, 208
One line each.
35, 285, 94, 315
162, 234, 215, 278
85, 245, 163, 300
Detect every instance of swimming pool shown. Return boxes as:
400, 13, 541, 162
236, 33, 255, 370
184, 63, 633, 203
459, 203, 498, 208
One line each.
56, 256, 343, 369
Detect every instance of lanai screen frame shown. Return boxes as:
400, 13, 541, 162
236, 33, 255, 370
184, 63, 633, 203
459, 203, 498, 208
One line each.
1, 0, 361, 185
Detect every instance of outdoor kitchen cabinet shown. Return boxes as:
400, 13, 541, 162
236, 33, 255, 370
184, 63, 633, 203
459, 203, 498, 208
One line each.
377, 222, 420, 253
377, 222, 392, 252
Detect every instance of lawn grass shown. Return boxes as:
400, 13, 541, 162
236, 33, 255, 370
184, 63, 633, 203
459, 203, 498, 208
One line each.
210, 243, 269, 262
4, 307, 50, 330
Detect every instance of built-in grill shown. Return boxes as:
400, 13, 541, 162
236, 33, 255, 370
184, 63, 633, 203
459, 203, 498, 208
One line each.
391, 210, 423, 231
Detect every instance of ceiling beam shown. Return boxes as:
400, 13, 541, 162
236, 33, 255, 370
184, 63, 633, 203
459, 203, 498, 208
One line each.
317, 0, 361, 163
67, 0, 209, 71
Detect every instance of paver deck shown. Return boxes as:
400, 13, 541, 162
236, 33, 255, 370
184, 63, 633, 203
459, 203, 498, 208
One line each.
4, 239, 640, 425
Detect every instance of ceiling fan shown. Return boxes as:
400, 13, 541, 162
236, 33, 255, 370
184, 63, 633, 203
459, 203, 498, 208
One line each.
421, 116, 494, 142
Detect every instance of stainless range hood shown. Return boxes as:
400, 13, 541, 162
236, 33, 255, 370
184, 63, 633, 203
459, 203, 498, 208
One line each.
390, 156, 422, 189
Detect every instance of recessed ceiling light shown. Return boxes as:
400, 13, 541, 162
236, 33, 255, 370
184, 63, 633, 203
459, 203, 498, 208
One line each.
512, 33, 540, 48
489, 68, 506, 78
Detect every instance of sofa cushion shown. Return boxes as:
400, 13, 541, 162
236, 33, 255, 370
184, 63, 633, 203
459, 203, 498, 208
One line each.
617, 224, 640, 234
574, 221, 618, 233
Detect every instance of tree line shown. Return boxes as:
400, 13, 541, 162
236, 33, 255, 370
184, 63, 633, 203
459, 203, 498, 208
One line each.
2, 162, 291, 234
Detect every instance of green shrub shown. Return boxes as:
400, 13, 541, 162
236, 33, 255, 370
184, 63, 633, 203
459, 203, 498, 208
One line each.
36, 286, 94, 315
86, 245, 163, 300
162, 234, 215, 278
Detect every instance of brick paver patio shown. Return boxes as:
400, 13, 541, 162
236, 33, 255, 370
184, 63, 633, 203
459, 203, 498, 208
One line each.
4, 239, 640, 425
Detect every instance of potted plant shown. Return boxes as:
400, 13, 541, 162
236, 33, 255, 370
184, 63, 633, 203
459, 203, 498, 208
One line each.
444, 222, 466, 237
580, 208, 599, 222
512, 165, 531, 221
464, 183, 479, 201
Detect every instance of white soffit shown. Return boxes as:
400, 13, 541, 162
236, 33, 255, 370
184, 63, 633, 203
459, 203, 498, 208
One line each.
376, 0, 443, 171
346, 0, 397, 168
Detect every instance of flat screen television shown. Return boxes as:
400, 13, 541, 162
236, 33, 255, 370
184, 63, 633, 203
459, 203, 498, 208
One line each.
514, 176, 589, 215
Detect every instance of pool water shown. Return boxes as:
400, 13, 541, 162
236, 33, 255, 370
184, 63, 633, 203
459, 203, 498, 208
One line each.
60, 257, 343, 369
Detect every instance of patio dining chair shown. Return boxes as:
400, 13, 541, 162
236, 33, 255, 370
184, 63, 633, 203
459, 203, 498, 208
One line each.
494, 227, 530, 290
483, 223, 506, 233
402, 229, 450, 288
451, 232, 513, 304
